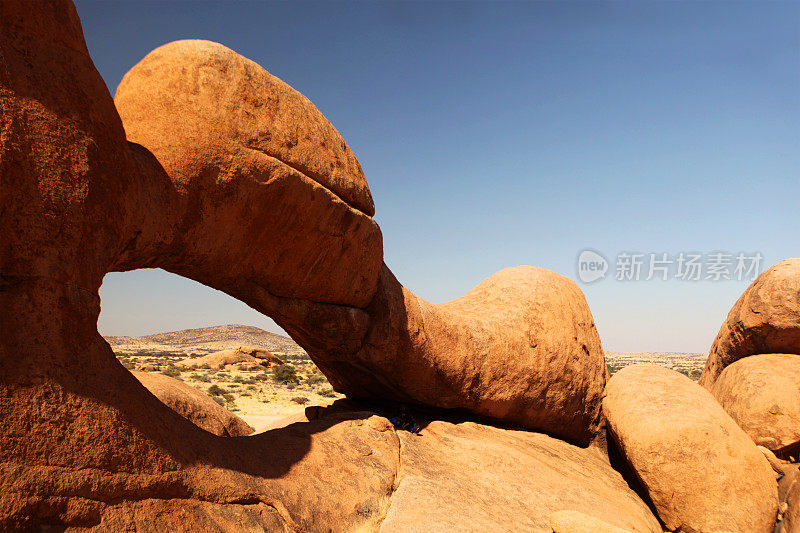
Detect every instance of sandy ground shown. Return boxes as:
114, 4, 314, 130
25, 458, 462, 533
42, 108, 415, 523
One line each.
115, 347, 708, 432
114, 348, 344, 432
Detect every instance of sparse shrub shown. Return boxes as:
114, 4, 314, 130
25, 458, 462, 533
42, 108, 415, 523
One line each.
319, 388, 337, 398
272, 364, 299, 385
228, 383, 240, 388
160, 366, 181, 379
305, 375, 326, 386
233, 375, 244, 384
199, 363, 211, 370
212, 396, 225, 406
193, 373, 211, 383
222, 393, 234, 403
286, 382, 296, 390
207, 384, 225, 396
239, 392, 251, 397
291, 396, 309, 405
246, 385, 257, 391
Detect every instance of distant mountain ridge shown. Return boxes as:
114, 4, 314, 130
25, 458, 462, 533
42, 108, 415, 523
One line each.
105, 325, 304, 354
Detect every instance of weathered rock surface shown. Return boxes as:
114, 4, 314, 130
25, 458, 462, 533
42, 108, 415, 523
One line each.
1, 0, 612, 528
550, 510, 631, 533
176, 345, 283, 370
700, 258, 800, 387
783, 464, 800, 533
604, 365, 778, 533
114, 40, 608, 442
711, 353, 800, 455
787, 490, 800, 533
379, 420, 661, 532
132, 371, 253, 436
0, 2, 398, 529
338, 265, 608, 443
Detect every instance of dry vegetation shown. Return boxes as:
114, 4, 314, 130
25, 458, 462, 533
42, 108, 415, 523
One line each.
606, 352, 706, 380
110, 327, 343, 432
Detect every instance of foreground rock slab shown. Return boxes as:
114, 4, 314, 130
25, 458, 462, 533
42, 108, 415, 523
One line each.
379, 420, 661, 532
604, 365, 778, 533
133, 371, 254, 436
711, 353, 800, 455
701, 258, 800, 387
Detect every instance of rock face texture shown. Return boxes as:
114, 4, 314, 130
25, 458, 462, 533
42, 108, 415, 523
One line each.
176, 346, 283, 370
0, 0, 612, 529
549, 510, 632, 533
711, 353, 800, 455
783, 465, 800, 533
379, 420, 661, 533
114, 40, 608, 443
787, 487, 800, 533
0, 2, 399, 529
342, 265, 608, 443
700, 258, 800, 387
133, 371, 254, 436
604, 365, 779, 533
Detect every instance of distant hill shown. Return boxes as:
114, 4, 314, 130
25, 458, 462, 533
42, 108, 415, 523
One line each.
105, 325, 304, 355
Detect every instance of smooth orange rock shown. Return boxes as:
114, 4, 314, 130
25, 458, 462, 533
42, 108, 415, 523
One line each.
550, 510, 632, 533
115, 39, 374, 217
700, 258, 800, 387
176, 345, 283, 370
604, 365, 778, 533
711, 354, 800, 455
132, 371, 253, 436
114, 40, 607, 442
340, 265, 608, 443
380, 420, 661, 532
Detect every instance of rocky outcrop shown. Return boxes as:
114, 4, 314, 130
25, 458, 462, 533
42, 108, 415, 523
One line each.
378, 419, 661, 532
700, 259, 800, 387
711, 353, 800, 455
176, 346, 283, 370
0, 2, 397, 529
133, 371, 253, 436
0, 0, 612, 528
549, 511, 632, 533
604, 365, 778, 533
238, 345, 284, 365
114, 40, 608, 442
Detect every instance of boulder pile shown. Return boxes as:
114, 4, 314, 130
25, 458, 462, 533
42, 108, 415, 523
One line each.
176, 346, 284, 370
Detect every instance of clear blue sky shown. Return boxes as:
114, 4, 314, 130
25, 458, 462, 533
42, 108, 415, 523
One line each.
79, 1, 799, 352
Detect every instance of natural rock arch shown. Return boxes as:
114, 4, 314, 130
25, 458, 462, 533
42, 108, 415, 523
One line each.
0, 1, 610, 528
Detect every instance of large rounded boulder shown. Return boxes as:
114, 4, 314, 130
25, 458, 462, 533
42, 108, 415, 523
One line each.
133, 371, 253, 437
700, 258, 800, 387
711, 353, 800, 455
604, 365, 778, 532
347, 265, 608, 443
